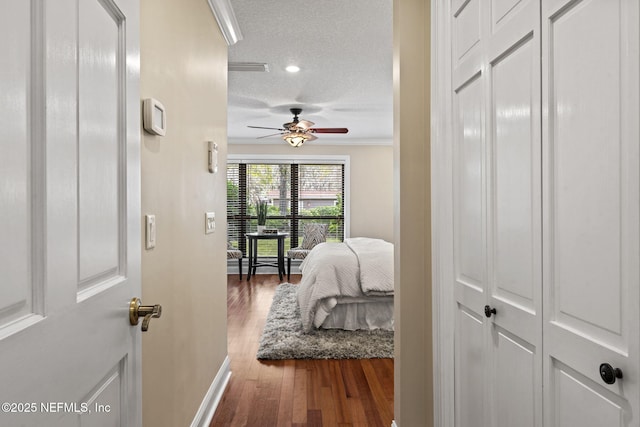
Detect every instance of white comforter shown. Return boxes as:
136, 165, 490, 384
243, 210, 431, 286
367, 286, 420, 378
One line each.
345, 237, 394, 296
296, 238, 394, 331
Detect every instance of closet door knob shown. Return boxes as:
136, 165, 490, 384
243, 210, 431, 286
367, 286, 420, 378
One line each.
484, 305, 496, 318
599, 363, 623, 384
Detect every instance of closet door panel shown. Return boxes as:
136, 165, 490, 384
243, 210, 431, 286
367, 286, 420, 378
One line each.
455, 306, 485, 427
490, 35, 538, 312
542, 0, 639, 425
493, 327, 536, 427
550, 360, 625, 427
453, 0, 481, 70
486, 1, 542, 426
548, 0, 623, 339
454, 75, 485, 289
453, 53, 487, 427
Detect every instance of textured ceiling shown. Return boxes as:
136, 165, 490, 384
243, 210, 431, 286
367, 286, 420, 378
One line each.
227, 0, 393, 145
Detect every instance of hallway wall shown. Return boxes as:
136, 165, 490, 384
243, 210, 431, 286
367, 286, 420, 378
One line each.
393, 0, 432, 425
140, 0, 229, 424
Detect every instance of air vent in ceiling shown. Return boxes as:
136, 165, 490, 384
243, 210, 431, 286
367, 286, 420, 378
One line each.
228, 62, 270, 72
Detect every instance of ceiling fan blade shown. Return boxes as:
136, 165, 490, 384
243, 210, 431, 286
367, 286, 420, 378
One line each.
309, 128, 349, 134
296, 119, 315, 130
248, 125, 285, 131
256, 132, 284, 139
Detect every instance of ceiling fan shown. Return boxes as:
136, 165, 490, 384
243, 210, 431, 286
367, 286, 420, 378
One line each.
248, 108, 349, 147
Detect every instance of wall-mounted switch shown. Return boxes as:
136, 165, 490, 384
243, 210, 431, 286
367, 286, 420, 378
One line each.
205, 212, 215, 234
208, 141, 218, 174
145, 214, 156, 249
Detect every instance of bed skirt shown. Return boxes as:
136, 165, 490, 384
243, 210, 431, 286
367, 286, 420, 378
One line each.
319, 297, 394, 331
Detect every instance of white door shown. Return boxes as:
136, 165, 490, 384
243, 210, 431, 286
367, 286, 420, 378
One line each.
0, 0, 142, 425
451, 0, 489, 419
451, 0, 542, 425
485, 1, 542, 426
542, 0, 640, 425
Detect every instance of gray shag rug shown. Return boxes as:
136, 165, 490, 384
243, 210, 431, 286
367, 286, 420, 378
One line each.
257, 283, 394, 360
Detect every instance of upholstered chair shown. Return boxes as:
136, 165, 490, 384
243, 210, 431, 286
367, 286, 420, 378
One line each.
287, 223, 329, 280
227, 241, 243, 280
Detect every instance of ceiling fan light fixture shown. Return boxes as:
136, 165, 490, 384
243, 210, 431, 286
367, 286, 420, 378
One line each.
283, 132, 307, 147
249, 108, 344, 145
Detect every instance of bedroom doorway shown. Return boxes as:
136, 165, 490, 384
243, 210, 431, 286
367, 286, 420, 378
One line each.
221, 154, 395, 424
222, 0, 431, 425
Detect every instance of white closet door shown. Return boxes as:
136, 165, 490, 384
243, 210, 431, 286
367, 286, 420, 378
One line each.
542, 0, 640, 426
451, 0, 487, 424
485, 1, 542, 426
451, 0, 542, 426
445, 0, 639, 426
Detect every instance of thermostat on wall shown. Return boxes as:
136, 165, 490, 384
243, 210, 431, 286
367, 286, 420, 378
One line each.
143, 98, 166, 136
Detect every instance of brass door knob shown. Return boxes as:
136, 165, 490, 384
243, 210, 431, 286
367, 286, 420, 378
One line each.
130, 298, 162, 331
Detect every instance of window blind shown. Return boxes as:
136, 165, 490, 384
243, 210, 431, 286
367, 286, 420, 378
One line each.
226, 162, 345, 257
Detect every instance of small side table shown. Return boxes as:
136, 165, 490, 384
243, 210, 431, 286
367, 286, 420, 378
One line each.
245, 232, 289, 281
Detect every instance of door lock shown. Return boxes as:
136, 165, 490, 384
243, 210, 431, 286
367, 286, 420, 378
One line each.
129, 298, 162, 331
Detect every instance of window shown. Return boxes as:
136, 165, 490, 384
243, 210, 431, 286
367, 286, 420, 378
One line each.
227, 158, 347, 256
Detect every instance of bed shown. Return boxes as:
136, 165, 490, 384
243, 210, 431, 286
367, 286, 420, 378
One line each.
296, 237, 394, 332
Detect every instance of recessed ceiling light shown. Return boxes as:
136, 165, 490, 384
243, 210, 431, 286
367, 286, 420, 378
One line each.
285, 65, 300, 73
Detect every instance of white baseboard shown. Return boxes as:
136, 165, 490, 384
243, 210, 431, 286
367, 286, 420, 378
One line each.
190, 356, 232, 427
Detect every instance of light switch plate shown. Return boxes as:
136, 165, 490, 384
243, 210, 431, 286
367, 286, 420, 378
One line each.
145, 214, 156, 249
208, 141, 218, 174
205, 212, 215, 234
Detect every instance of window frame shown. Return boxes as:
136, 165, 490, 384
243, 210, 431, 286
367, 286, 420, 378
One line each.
227, 154, 351, 254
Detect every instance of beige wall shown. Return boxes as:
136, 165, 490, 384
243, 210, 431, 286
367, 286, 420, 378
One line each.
394, 0, 432, 426
140, 0, 229, 425
229, 143, 394, 242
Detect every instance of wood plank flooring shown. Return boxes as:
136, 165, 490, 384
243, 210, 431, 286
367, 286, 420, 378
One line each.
210, 274, 394, 427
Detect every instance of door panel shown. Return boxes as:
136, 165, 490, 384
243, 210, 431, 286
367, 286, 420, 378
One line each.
492, 0, 527, 30
53, 359, 126, 427
79, 360, 126, 426
543, 0, 639, 425
487, 1, 542, 426
78, 0, 122, 287
453, 0, 481, 66
455, 306, 485, 427
0, 0, 141, 425
491, 35, 536, 308
494, 327, 536, 427
0, 1, 38, 329
551, 360, 626, 427
452, 0, 543, 426
453, 0, 483, 92
454, 74, 485, 289
452, 33, 487, 427
548, 0, 623, 337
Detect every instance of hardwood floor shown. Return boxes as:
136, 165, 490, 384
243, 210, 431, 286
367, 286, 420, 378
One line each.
210, 274, 394, 427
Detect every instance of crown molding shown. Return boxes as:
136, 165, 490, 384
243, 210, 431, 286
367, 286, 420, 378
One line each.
207, 0, 243, 46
